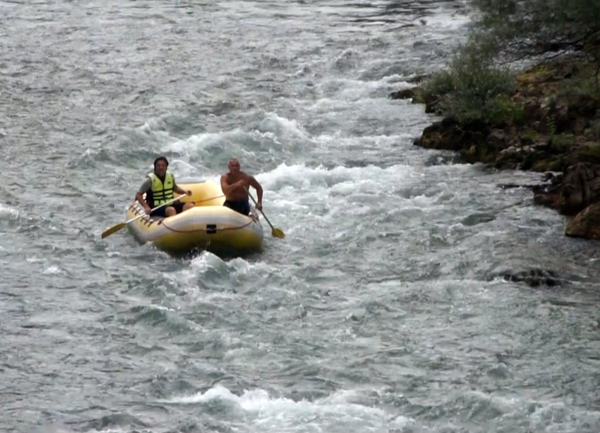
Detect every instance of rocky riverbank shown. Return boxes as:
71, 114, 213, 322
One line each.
393, 54, 600, 240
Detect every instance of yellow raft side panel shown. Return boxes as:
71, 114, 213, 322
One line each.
126, 180, 264, 256
176, 180, 225, 207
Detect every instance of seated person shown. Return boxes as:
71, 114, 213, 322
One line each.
135, 156, 193, 217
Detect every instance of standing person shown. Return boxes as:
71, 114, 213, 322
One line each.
135, 156, 194, 217
220, 158, 263, 216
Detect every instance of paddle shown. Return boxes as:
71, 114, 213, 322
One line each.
246, 188, 285, 238
101, 196, 187, 239
101, 194, 227, 239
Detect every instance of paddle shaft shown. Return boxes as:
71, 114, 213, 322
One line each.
246, 190, 276, 229
100, 195, 185, 239
102, 194, 225, 239
130, 195, 184, 223
136, 193, 225, 220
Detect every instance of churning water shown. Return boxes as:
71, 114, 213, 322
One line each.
1, 1, 600, 432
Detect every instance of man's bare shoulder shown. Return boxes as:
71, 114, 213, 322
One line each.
244, 172, 260, 183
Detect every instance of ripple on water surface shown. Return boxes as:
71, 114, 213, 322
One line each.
2, 1, 600, 433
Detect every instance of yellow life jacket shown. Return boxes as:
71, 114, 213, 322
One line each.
148, 172, 174, 206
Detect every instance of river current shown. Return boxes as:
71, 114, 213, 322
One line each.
1, 1, 600, 432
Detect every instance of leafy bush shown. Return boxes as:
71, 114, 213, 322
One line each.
424, 44, 515, 124
423, 69, 454, 98
419, 0, 600, 124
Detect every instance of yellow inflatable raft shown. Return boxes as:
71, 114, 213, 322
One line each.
126, 180, 264, 256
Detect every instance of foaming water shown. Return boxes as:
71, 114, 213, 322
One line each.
162, 385, 408, 433
2, 1, 600, 433
0, 203, 19, 219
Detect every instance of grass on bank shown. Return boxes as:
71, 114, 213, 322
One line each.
422, 0, 600, 127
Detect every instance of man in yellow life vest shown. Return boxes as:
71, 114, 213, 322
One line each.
135, 156, 194, 218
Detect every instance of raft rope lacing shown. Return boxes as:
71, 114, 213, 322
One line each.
128, 202, 259, 233
161, 218, 255, 233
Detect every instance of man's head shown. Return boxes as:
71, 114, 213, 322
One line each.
154, 156, 169, 177
228, 158, 241, 175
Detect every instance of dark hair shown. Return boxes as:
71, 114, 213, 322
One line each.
153, 156, 169, 169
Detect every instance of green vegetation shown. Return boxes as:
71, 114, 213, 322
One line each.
576, 144, 600, 163
551, 133, 576, 147
424, 46, 515, 124
425, 0, 600, 124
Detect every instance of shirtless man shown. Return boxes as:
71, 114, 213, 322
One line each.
220, 158, 263, 216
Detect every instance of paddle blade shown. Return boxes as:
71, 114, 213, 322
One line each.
271, 227, 285, 238
101, 222, 126, 239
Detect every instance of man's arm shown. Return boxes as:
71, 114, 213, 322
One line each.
173, 176, 191, 196
248, 176, 263, 208
220, 175, 246, 195
136, 177, 152, 213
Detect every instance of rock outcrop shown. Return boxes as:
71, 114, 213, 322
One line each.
533, 163, 600, 214
566, 202, 600, 239
394, 55, 600, 240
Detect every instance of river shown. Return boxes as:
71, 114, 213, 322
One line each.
1, 1, 600, 432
